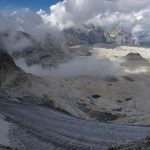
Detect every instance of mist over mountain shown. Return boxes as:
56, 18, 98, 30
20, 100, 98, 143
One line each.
0, 0, 150, 78
1, 0, 150, 54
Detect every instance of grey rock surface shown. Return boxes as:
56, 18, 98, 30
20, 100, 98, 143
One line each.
0, 99, 150, 150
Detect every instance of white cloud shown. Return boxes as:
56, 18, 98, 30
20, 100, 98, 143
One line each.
36, 0, 150, 29
36, 0, 150, 42
0, 9, 64, 53
49, 55, 121, 78
15, 56, 121, 78
1, 0, 150, 41
1, 0, 150, 52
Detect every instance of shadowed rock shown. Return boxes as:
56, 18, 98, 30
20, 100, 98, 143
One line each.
0, 49, 19, 73
0, 49, 24, 87
124, 53, 148, 62
108, 136, 150, 150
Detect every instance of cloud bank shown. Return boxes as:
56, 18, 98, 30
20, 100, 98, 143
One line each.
15, 56, 121, 78
0, 9, 63, 54
0, 0, 150, 34
1, 0, 150, 50
38, 0, 150, 39
38, 0, 150, 27
49, 55, 121, 78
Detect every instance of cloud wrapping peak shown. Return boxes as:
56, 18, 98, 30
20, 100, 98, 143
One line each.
0, 9, 64, 53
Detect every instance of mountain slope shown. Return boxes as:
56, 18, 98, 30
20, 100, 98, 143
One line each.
0, 49, 87, 118
12, 32, 70, 68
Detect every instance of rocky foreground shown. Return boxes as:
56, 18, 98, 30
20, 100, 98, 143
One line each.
0, 47, 150, 149
0, 98, 150, 150
1, 46, 150, 125
108, 137, 150, 150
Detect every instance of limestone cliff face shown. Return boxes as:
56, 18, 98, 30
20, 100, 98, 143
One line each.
63, 26, 108, 46
63, 25, 137, 46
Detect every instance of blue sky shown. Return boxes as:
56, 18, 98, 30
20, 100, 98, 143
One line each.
0, 0, 62, 12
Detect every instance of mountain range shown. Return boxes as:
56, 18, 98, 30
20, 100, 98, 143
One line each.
0, 25, 141, 68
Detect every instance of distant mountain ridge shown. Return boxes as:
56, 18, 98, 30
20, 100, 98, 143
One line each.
0, 25, 148, 68
63, 25, 138, 46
